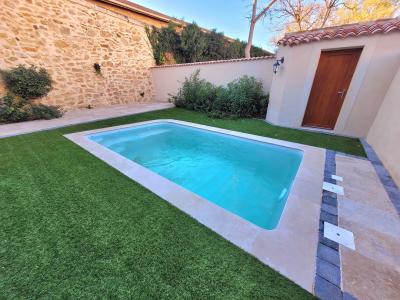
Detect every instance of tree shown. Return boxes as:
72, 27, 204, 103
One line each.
180, 23, 207, 63
332, 0, 400, 25
245, 0, 278, 58
271, 0, 398, 38
203, 29, 228, 61
274, 0, 344, 33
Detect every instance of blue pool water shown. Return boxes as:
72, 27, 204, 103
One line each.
89, 122, 303, 230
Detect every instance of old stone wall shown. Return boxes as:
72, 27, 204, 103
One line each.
0, 0, 155, 110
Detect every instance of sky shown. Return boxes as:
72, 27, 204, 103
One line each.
132, 0, 279, 52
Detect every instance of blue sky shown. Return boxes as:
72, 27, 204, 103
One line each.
132, 0, 278, 52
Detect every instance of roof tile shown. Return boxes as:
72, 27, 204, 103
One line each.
278, 18, 400, 46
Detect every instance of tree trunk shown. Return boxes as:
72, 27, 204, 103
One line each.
245, 20, 256, 58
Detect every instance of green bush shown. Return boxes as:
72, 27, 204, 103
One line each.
146, 22, 271, 65
169, 71, 269, 119
0, 93, 62, 123
170, 70, 216, 112
1, 65, 52, 99
226, 76, 268, 118
31, 104, 63, 120
0, 94, 30, 122
0, 65, 62, 123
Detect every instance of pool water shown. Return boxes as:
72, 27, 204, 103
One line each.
89, 122, 303, 230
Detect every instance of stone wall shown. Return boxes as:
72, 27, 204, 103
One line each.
0, 0, 155, 110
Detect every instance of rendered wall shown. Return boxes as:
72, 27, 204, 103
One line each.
266, 33, 400, 137
0, 0, 155, 110
151, 57, 275, 102
367, 67, 400, 186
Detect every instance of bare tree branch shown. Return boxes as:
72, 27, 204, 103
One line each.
245, 0, 278, 58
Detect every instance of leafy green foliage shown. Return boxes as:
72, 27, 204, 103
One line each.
31, 104, 63, 120
146, 22, 271, 65
180, 23, 207, 63
170, 70, 269, 118
172, 70, 216, 112
1, 65, 52, 99
203, 30, 228, 61
0, 93, 30, 122
0, 65, 62, 123
146, 23, 183, 64
225, 76, 269, 118
0, 93, 62, 123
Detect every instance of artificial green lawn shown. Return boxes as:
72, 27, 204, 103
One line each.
0, 108, 364, 298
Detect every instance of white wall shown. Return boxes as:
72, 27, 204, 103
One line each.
367, 67, 400, 186
266, 33, 400, 138
151, 57, 274, 102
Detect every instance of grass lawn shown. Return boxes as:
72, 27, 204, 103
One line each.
0, 108, 364, 298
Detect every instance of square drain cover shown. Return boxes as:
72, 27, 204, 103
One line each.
324, 222, 355, 250
323, 182, 344, 195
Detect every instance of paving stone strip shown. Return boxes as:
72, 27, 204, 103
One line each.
361, 139, 400, 216
315, 150, 343, 300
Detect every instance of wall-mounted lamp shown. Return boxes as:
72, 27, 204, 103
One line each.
273, 57, 284, 74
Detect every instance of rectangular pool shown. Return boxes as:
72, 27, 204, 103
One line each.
89, 122, 303, 230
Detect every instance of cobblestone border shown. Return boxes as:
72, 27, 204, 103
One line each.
314, 150, 343, 299
361, 139, 400, 215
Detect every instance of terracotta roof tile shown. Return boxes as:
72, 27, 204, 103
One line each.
151, 56, 275, 69
278, 18, 400, 47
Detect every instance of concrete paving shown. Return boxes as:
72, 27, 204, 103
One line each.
0, 102, 173, 138
336, 154, 400, 300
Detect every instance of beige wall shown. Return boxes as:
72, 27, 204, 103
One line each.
0, 0, 155, 110
150, 58, 275, 102
266, 33, 400, 137
367, 67, 400, 186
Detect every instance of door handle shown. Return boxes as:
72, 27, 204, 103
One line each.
337, 89, 346, 99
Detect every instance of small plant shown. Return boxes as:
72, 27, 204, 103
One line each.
170, 70, 216, 113
0, 65, 62, 123
1, 65, 52, 99
93, 63, 101, 75
169, 70, 268, 119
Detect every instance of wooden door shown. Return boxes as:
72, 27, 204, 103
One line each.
302, 48, 362, 129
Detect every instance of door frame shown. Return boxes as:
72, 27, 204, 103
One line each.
301, 47, 363, 130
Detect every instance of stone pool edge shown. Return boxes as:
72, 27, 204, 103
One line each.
64, 119, 325, 293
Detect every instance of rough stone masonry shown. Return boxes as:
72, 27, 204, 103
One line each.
0, 0, 155, 110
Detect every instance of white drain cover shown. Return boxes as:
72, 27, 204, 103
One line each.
331, 174, 343, 182
323, 182, 344, 195
324, 222, 355, 250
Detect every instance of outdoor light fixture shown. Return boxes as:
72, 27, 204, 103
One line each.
273, 57, 285, 74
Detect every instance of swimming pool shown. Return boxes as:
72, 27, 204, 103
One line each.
89, 122, 303, 230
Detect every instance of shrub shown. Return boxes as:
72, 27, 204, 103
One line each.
0, 65, 62, 123
31, 104, 63, 120
0, 94, 30, 123
1, 65, 52, 99
225, 76, 268, 118
0, 93, 62, 123
169, 71, 269, 119
170, 70, 216, 113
